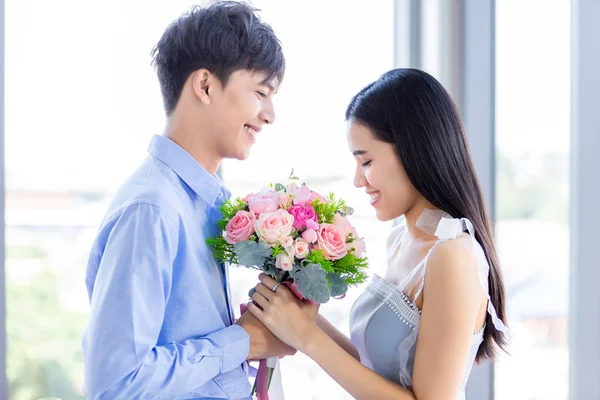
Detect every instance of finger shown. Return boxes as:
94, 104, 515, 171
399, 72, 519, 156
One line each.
251, 291, 270, 311
254, 283, 275, 301
258, 273, 278, 289
247, 301, 264, 320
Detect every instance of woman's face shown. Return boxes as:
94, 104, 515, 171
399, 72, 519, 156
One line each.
347, 120, 420, 221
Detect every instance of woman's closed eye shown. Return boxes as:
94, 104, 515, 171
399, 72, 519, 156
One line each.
256, 91, 267, 98
361, 160, 372, 167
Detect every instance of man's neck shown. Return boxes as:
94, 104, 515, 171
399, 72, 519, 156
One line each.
163, 118, 222, 175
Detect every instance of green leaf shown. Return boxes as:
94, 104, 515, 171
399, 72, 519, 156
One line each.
275, 183, 285, 192
305, 250, 333, 273
293, 263, 330, 303
331, 253, 369, 286
313, 194, 347, 224
234, 240, 272, 267
327, 273, 349, 297
206, 236, 237, 264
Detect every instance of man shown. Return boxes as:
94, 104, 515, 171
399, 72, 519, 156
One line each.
82, 2, 292, 399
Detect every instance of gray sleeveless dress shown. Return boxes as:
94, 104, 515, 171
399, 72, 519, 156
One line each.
349, 209, 507, 399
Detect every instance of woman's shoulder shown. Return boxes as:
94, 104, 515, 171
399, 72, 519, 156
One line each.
424, 234, 484, 300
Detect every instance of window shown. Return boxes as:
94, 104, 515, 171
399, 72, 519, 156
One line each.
223, 2, 395, 398
5, 1, 395, 398
494, 1, 571, 399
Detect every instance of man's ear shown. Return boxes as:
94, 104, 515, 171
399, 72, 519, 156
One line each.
191, 69, 213, 105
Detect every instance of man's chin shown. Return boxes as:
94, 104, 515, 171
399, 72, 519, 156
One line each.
233, 148, 251, 161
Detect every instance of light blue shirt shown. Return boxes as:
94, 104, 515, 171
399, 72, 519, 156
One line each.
83, 135, 252, 400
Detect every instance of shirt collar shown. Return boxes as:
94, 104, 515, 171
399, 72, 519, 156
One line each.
147, 135, 231, 206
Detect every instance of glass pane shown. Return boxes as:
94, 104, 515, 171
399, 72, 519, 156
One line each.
5, 1, 244, 398
6, 1, 395, 399
221, 1, 394, 399
494, 1, 570, 399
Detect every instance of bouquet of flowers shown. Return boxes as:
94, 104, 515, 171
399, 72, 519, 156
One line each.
207, 172, 368, 303
207, 172, 368, 399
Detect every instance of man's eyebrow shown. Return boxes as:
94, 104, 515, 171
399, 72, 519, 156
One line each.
260, 78, 278, 93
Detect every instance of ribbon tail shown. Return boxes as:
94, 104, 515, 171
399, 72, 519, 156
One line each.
256, 358, 270, 400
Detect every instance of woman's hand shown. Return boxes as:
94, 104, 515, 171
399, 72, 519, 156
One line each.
247, 274, 320, 351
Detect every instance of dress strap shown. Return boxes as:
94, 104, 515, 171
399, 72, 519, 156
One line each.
462, 219, 509, 333
410, 209, 509, 334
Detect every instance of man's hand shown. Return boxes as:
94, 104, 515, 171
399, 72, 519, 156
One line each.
236, 310, 297, 360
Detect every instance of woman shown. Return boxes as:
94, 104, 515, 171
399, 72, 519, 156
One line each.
248, 68, 508, 399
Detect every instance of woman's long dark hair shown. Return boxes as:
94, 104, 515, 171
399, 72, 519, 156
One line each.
346, 68, 507, 362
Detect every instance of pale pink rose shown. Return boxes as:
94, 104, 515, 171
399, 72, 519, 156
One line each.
281, 235, 294, 248
288, 205, 318, 231
302, 228, 318, 244
334, 214, 365, 257
286, 183, 299, 195
280, 235, 295, 257
277, 192, 293, 209
247, 192, 280, 215
254, 209, 295, 245
294, 238, 310, 259
306, 218, 319, 230
293, 186, 312, 205
276, 253, 294, 271
333, 213, 353, 237
314, 223, 348, 260
287, 183, 312, 206
351, 237, 367, 257
307, 191, 329, 206
224, 210, 256, 244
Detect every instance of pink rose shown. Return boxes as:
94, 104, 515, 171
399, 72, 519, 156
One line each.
294, 238, 310, 259
288, 205, 318, 231
334, 214, 365, 257
254, 209, 295, 246
225, 210, 256, 244
302, 228, 318, 244
314, 223, 348, 260
247, 192, 280, 215
276, 253, 294, 271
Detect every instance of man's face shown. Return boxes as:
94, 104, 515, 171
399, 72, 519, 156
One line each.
207, 69, 279, 161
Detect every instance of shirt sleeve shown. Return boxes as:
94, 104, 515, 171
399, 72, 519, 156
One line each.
82, 203, 249, 400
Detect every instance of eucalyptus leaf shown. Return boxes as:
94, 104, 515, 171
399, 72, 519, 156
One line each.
327, 273, 349, 297
234, 240, 272, 267
294, 263, 330, 303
